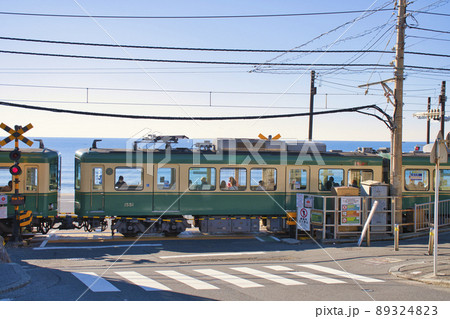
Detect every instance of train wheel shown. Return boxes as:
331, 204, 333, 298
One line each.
39, 220, 54, 234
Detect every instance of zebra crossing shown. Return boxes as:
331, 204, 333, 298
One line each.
71, 264, 384, 293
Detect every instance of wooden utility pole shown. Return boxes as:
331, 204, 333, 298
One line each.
427, 97, 431, 144
440, 81, 446, 135
308, 70, 316, 140
391, 0, 406, 226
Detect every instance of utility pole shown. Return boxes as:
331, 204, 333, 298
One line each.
427, 97, 431, 144
391, 0, 406, 227
308, 70, 317, 140
440, 81, 446, 135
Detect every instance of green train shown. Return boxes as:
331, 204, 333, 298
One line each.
74, 137, 450, 237
0, 145, 60, 236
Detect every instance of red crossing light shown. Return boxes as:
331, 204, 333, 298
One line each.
10, 164, 22, 176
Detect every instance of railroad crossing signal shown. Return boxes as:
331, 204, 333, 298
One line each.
258, 133, 281, 140
0, 123, 33, 245
0, 123, 34, 147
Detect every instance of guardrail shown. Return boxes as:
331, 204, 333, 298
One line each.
415, 199, 450, 232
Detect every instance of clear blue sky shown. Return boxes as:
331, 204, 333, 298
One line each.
0, 0, 448, 141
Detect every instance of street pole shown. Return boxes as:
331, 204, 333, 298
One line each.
11, 126, 21, 244
434, 150, 439, 277
440, 81, 446, 135
391, 0, 406, 227
308, 70, 316, 141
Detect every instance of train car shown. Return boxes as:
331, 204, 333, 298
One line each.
401, 152, 450, 204
75, 137, 384, 236
0, 144, 61, 236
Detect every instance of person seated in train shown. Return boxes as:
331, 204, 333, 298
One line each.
199, 177, 209, 190
0, 181, 12, 192
228, 178, 238, 190
220, 180, 227, 190
351, 179, 358, 188
227, 177, 238, 190
256, 180, 265, 191
115, 176, 128, 190
325, 176, 335, 191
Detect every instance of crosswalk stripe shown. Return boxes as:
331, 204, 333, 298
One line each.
194, 269, 263, 288
264, 265, 294, 272
116, 271, 172, 291
156, 270, 219, 290
231, 267, 304, 286
289, 271, 346, 284
298, 264, 384, 283
72, 272, 120, 292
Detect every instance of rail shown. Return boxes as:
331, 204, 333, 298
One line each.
415, 199, 450, 232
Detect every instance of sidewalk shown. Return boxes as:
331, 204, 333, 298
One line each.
389, 258, 450, 288
0, 263, 31, 294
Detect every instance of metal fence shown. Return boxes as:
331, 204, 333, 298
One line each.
305, 195, 398, 240
414, 199, 450, 232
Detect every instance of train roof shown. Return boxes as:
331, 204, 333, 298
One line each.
0, 148, 59, 163
75, 147, 385, 166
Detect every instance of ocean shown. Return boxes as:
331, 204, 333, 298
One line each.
36, 137, 424, 194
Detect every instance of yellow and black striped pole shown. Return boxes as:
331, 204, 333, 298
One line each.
11, 130, 21, 243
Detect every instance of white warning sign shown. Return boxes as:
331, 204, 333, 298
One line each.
297, 207, 311, 231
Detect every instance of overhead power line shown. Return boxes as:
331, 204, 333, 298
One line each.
1, 36, 449, 58
0, 49, 395, 67
0, 9, 393, 19
0, 101, 393, 129
408, 25, 450, 34
1, 49, 449, 72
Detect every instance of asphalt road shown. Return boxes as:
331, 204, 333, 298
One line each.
2, 229, 450, 303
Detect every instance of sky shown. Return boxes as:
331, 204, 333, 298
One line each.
0, 0, 449, 142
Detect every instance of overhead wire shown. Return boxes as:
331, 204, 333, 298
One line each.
0, 100, 393, 130
0, 9, 394, 19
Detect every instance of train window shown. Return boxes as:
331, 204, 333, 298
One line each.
289, 169, 307, 190
348, 169, 373, 188
188, 167, 216, 191
0, 168, 12, 192
49, 161, 59, 191
157, 167, 176, 190
219, 168, 246, 191
250, 168, 277, 191
404, 169, 429, 191
75, 159, 81, 190
114, 167, 143, 191
92, 167, 103, 191
319, 169, 344, 191
433, 169, 450, 191
26, 167, 38, 192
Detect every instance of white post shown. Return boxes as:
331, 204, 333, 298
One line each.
434, 159, 440, 276
358, 201, 379, 247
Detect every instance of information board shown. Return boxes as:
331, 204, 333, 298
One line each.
340, 197, 361, 225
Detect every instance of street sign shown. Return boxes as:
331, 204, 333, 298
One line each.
430, 131, 448, 164
10, 195, 25, 205
297, 207, 311, 231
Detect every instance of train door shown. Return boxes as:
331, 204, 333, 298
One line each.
285, 166, 309, 210
153, 165, 180, 212
90, 166, 105, 213
24, 166, 39, 212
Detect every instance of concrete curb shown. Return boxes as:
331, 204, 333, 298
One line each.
0, 236, 11, 263
389, 260, 450, 288
0, 263, 31, 294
